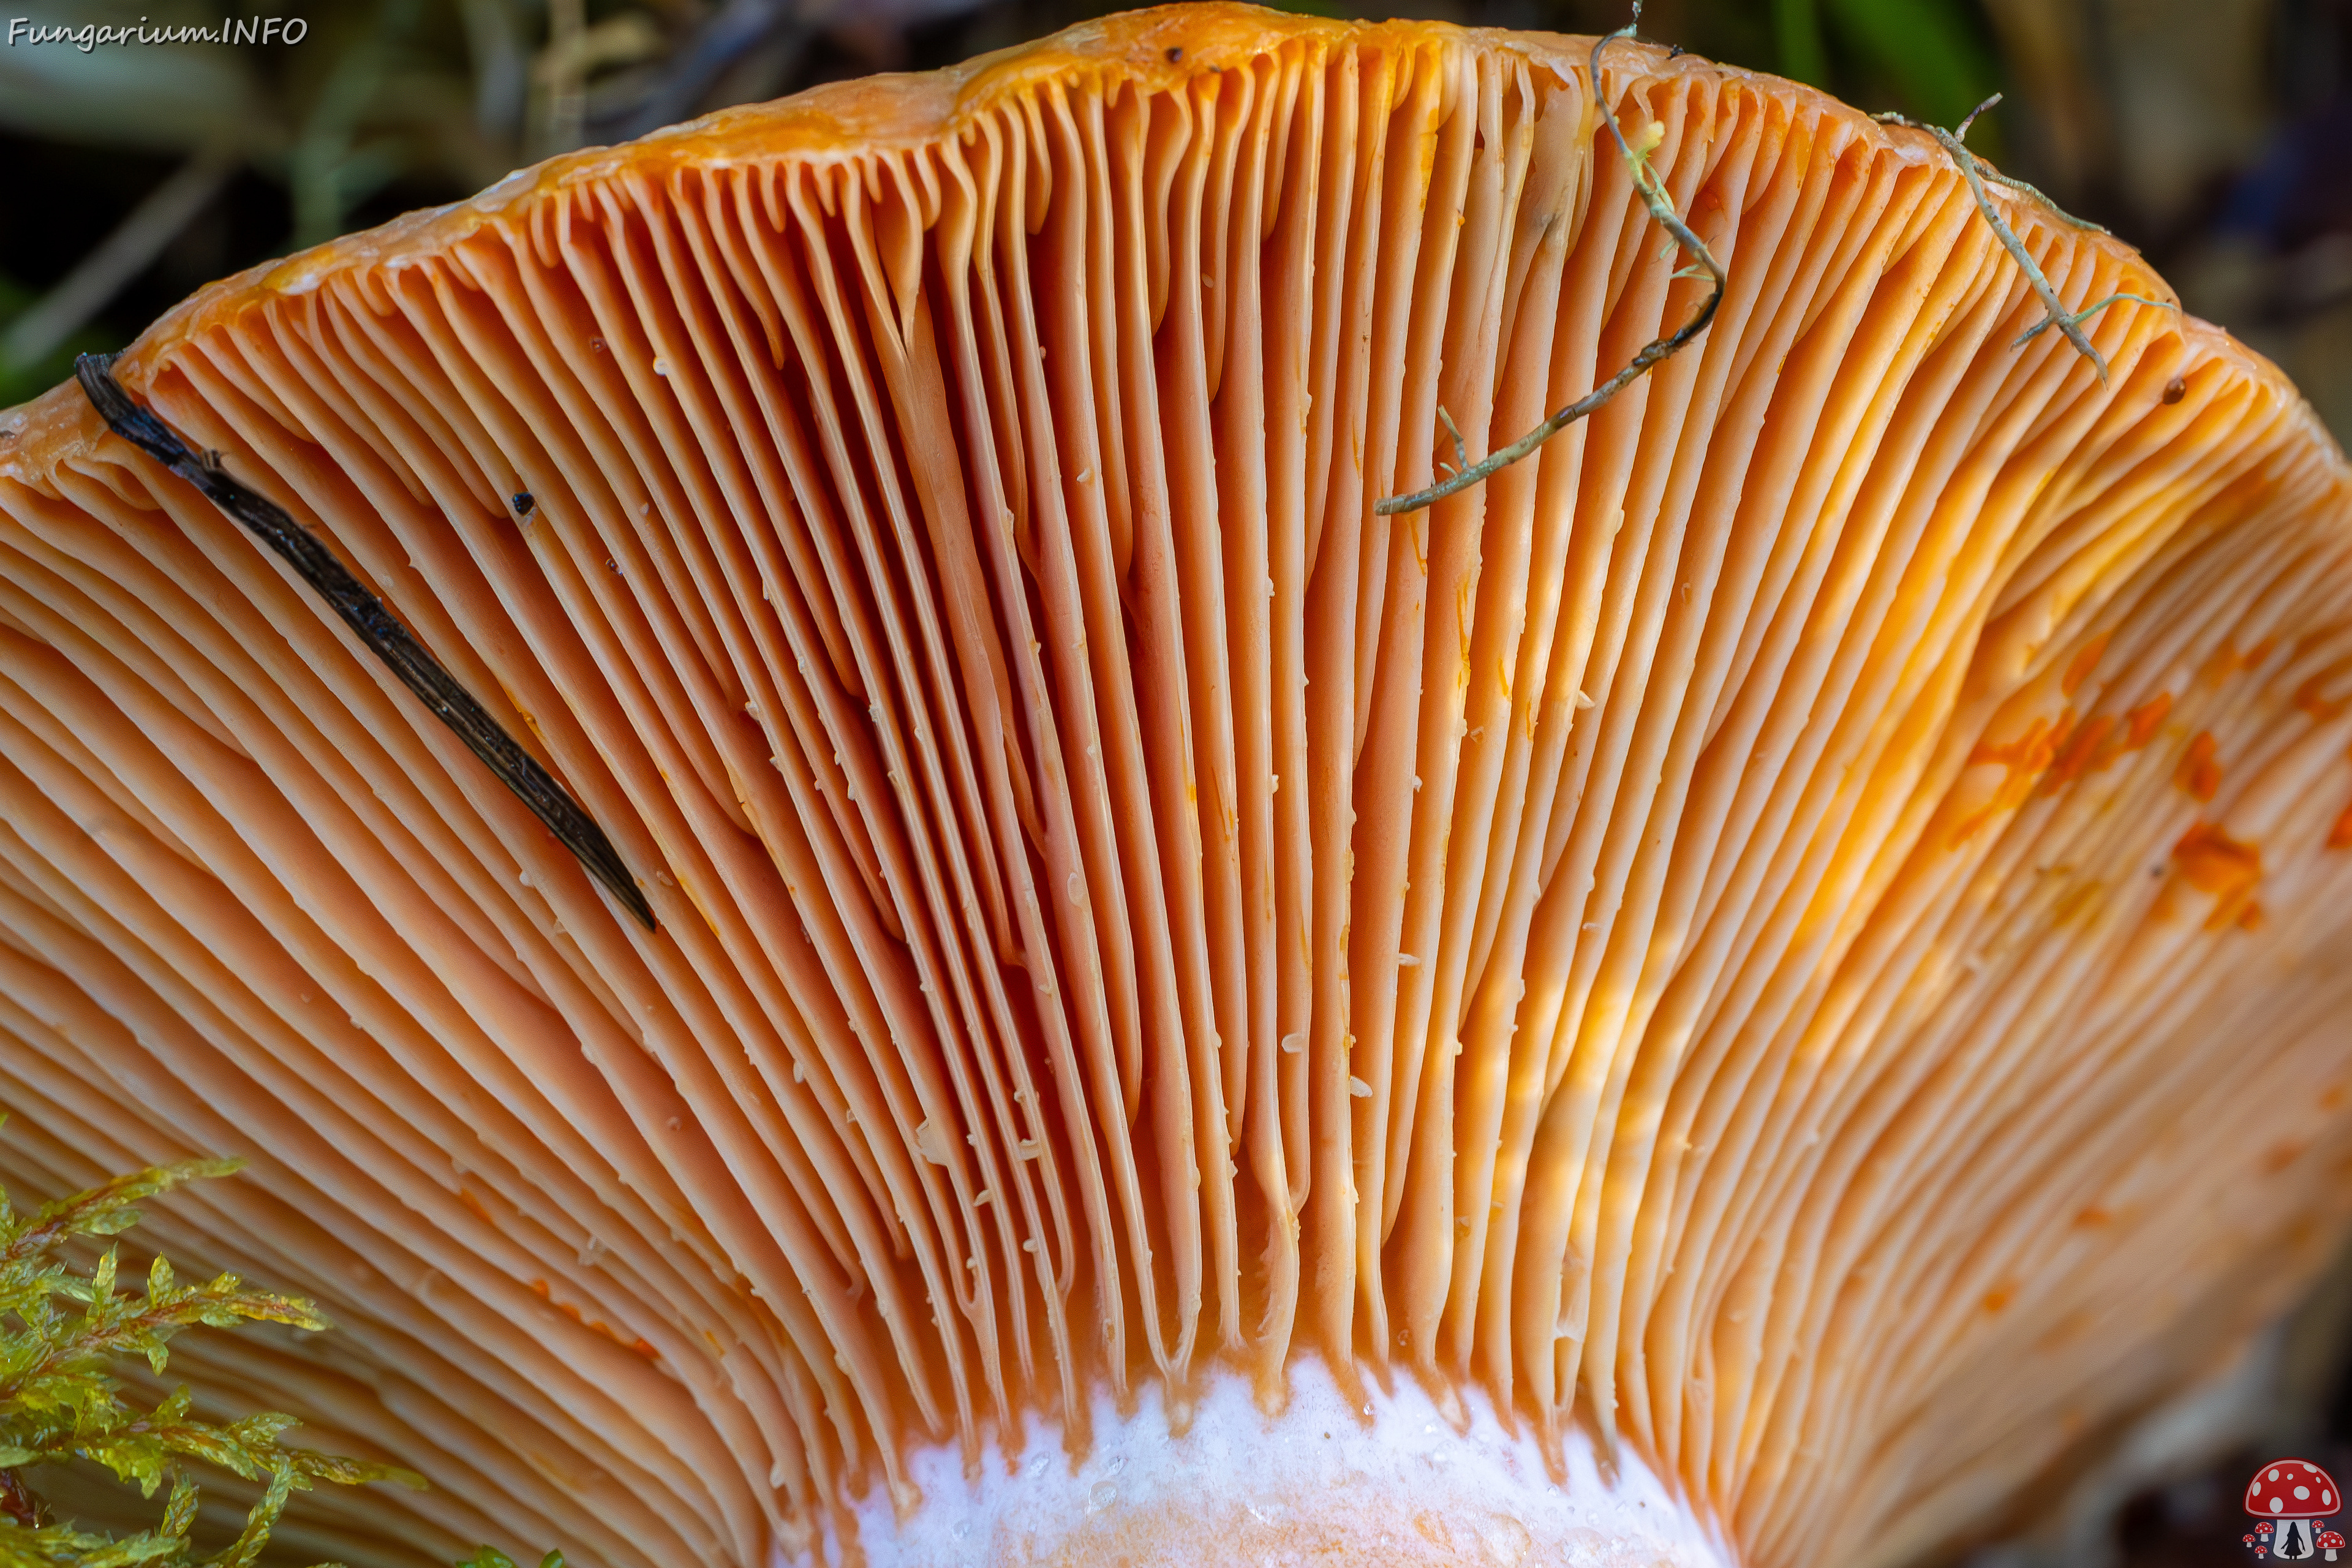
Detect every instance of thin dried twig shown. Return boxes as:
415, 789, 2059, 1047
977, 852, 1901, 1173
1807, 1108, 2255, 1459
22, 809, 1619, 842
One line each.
74, 355, 658, 934
1875, 96, 2176, 385
1376, 6, 1726, 517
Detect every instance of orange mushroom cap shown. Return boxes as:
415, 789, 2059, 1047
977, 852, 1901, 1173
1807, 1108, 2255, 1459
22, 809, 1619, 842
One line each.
2, 7, 2351, 1566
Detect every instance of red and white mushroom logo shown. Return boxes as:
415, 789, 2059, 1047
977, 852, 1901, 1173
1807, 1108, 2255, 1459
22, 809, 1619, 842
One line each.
2246, 1460, 2342, 1561
2319, 1528, 2346, 1561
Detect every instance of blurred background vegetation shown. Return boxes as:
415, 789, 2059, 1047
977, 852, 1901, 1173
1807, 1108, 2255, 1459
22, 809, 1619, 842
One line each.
2, 1, 2350, 1564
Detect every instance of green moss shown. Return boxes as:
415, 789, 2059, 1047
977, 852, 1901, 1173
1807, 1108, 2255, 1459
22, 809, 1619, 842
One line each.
0, 1149, 421, 1567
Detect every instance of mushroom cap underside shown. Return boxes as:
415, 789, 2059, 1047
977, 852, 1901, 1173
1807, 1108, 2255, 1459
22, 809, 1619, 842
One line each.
2, 6, 2352, 1567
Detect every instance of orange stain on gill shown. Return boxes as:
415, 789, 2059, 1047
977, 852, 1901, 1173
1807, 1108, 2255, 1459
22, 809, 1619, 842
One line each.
1985, 714, 2075, 782
2172, 821, 2263, 931
2261, 1140, 2308, 1175
1970, 714, 2067, 776
2062, 632, 2112, 698
2045, 714, 2119, 793
2203, 636, 2280, 685
2333, 741, 2352, 850
2294, 675, 2350, 723
2125, 692, 2172, 745
1948, 688, 2179, 846
2176, 733, 2222, 802
530, 1278, 661, 1360
1950, 714, 2070, 845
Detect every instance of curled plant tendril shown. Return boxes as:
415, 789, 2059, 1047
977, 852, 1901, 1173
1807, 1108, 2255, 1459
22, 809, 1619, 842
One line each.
1375, 6, 1727, 518
1874, 95, 2178, 386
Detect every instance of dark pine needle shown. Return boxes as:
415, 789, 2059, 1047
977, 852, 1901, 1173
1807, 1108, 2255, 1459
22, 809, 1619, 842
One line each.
75, 354, 658, 934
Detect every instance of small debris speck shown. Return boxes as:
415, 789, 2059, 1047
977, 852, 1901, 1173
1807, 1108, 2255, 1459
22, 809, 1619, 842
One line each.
2163, 376, 2187, 404
1166, 45, 1182, 61
511, 492, 535, 516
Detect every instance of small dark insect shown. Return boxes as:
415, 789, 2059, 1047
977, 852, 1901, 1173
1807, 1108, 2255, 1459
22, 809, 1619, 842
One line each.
2163, 376, 2187, 405
1166, 45, 1182, 62
513, 491, 535, 516
1668, 43, 1686, 58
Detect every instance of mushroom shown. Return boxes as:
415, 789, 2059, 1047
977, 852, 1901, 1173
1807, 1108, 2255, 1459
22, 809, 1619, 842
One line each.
2248, 1463, 2343, 1561
2323, 1528, 2346, 1562
2, 6, 2350, 1567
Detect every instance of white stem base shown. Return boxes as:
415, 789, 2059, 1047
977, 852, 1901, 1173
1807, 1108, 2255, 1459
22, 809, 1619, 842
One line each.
823, 1359, 1735, 1567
